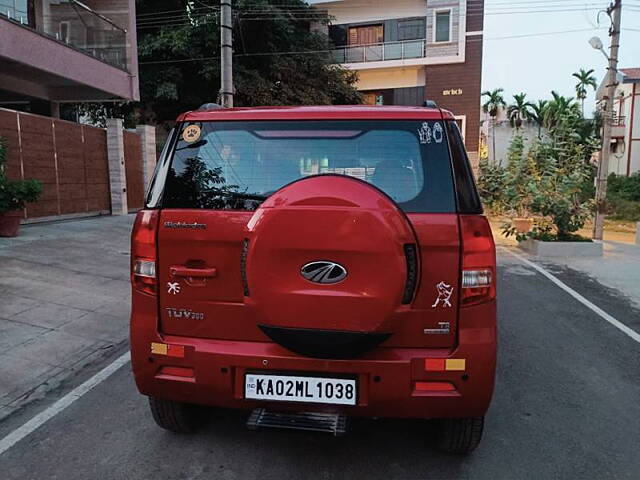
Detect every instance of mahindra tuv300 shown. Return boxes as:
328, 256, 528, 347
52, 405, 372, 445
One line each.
130, 105, 496, 454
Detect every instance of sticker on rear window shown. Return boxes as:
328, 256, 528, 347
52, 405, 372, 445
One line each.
182, 124, 201, 143
433, 122, 444, 144
418, 122, 432, 144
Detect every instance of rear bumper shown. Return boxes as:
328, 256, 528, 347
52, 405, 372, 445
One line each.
131, 300, 496, 419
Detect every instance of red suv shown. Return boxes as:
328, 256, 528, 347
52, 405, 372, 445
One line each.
130, 105, 496, 454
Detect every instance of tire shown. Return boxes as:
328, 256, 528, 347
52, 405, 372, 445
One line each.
148, 396, 202, 433
434, 416, 484, 454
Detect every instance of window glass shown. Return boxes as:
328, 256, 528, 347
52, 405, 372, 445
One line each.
398, 18, 425, 41
161, 121, 456, 213
435, 11, 451, 42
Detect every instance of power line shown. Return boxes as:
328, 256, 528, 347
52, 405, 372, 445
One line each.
138, 26, 611, 65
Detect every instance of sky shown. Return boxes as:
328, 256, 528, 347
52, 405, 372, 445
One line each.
481, 0, 640, 115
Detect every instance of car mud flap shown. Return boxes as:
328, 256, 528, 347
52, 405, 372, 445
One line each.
246, 408, 347, 436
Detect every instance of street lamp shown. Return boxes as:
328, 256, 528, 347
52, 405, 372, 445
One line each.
589, 36, 609, 60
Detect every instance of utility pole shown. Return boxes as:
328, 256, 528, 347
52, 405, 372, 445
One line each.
593, 0, 622, 240
220, 0, 234, 108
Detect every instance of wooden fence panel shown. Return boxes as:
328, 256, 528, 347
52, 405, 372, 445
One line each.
19, 114, 59, 218
55, 121, 88, 215
0, 108, 113, 220
124, 130, 144, 210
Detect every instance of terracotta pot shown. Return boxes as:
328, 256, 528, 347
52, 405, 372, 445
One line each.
0, 210, 23, 237
513, 218, 534, 234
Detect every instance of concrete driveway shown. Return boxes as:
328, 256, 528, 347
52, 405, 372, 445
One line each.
0, 215, 134, 420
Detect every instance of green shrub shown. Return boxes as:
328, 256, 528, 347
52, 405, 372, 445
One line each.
0, 137, 43, 213
477, 160, 507, 213
607, 172, 640, 202
608, 197, 640, 222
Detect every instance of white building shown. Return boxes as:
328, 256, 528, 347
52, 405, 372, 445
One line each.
596, 67, 640, 176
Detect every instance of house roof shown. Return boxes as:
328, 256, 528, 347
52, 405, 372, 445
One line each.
620, 68, 640, 82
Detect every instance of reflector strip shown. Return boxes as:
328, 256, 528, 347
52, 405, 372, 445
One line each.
424, 358, 445, 371
150, 342, 167, 355
167, 345, 185, 358
159, 366, 194, 378
424, 358, 466, 371
445, 359, 466, 371
150, 342, 185, 358
415, 381, 456, 392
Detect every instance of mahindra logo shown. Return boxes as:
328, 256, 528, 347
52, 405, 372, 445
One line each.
300, 261, 347, 284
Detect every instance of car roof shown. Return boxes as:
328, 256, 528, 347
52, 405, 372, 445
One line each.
178, 105, 454, 122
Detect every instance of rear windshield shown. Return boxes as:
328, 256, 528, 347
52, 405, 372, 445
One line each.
158, 120, 456, 213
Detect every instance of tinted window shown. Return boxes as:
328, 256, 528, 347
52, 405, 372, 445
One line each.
446, 121, 483, 214
160, 120, 456, 213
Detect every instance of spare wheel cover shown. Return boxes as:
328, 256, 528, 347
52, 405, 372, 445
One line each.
244, 175, 418, 358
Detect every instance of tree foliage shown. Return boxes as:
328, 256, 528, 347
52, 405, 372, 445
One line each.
481, 88, 506, 118
132, 0, 361, 126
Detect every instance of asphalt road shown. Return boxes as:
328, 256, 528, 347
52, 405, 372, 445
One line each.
1, 251, 639, 480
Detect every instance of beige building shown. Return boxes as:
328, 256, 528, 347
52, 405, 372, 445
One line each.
309, 0, 484, 165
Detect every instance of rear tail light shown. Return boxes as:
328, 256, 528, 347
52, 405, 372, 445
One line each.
131, 210, 159, 295
460, 215, 496, 306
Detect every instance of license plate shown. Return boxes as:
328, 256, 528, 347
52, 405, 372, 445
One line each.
245, 373, 357, 406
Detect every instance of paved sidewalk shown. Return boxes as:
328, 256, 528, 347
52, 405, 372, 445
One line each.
0, 215, 134, 421
492, 223, 640, 308
537, 241, 640, 308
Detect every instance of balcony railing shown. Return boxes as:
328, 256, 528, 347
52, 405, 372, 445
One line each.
1, 0, 127, 71
332, 39, 426, 64
611, 115, 626, 127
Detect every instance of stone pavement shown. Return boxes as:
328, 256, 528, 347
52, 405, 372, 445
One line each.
0, 215, 135, 421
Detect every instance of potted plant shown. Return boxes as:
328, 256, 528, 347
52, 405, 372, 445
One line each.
0, 137, 42, 237
501, 135, 537, 234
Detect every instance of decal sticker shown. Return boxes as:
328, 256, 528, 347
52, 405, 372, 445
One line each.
418, 122, 432, 144
167, 282, 181, 295
431, 281, 453, 308
165, 307, 204, 320
433, 122, 444, 143
424, 321, 451, 335
182, 124, 201, 143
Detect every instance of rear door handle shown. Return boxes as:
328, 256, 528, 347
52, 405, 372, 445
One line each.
170, 266, 218, 278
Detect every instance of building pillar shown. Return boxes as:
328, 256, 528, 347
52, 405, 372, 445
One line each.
636, 222, 640, 246
50, 101, 60, 118
135, 125, 157, 191
106, 118, 128, 215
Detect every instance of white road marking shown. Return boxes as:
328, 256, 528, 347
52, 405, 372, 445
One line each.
0, 351, 131, 456
501, 247, 640, 344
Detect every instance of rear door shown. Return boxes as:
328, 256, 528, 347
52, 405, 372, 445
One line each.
154, 119, 462, 349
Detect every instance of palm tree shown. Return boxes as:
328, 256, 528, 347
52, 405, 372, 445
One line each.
572, 68, 597, 116
544, 91, 581, 130
530, 100, 548, 138
507, 93, 533, 129
482, 88, 506, 163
